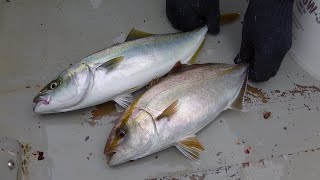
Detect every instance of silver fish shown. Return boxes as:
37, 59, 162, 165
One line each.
105, 63, 248, 166
33, 27, 207, 114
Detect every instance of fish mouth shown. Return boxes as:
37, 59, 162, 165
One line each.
33, 95, 51, 105
105, 151, 117, 165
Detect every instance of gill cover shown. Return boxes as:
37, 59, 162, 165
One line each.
70, 63, 94, 107
57, 63, 94, 110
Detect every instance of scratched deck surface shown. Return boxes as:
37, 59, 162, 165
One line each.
0, 0, 320, 180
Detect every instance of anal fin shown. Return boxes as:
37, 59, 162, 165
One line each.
176, 136, 205, 162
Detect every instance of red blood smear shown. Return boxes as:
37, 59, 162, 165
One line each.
37, 151, 44, 160
244, 149, 250, 154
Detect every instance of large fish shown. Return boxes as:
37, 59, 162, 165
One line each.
105, 63, 248, 166
33, 27, 208, 114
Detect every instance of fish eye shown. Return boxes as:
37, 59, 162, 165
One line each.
116, 128, 126, 138
49, 81, 58, 90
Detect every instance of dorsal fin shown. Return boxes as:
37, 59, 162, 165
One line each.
156, 100, 179, 120
230, 75, 247, 111
125, 28, 155, 41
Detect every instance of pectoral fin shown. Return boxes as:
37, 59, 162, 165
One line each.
126, 28, 155, 41
99, 56, 124, 71
230, 76, 247, 111
176, 136, 205, 161
113, 93, 134, 108
156, 100, 179, 121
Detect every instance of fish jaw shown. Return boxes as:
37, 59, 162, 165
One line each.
33, 97, 72, 114
33, 95, 50, 105
105, 146, 119, 166
106, 151, 127, 166
106, 153, 117, 166
33, 95, 52, 114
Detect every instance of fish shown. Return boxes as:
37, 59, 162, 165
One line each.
33, 26, 208, 114
32, 12, 241, 114
104, 63, 248, 166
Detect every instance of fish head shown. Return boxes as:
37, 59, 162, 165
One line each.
33, 63, 93, 113
105, 108, 156, 166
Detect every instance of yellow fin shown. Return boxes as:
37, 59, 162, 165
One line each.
156, 100, 179, 120
219, 13, 241, 25
125, 28, 155, 41
188, 39, 205, 65
230, 74, 248, 111
176, 136, 205, 161
99, 56, 124, 71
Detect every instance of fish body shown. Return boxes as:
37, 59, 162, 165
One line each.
105, 63, 248, 166
33, 27, 207, 114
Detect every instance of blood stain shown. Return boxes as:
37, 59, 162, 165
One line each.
85, 136, 89, 141
242, 162, 250, 168
246, 85, 270, 103
263, 112, 271, 119
33, 151, 45, 161
91, 101, 117, 120
244, 149, 250, 154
